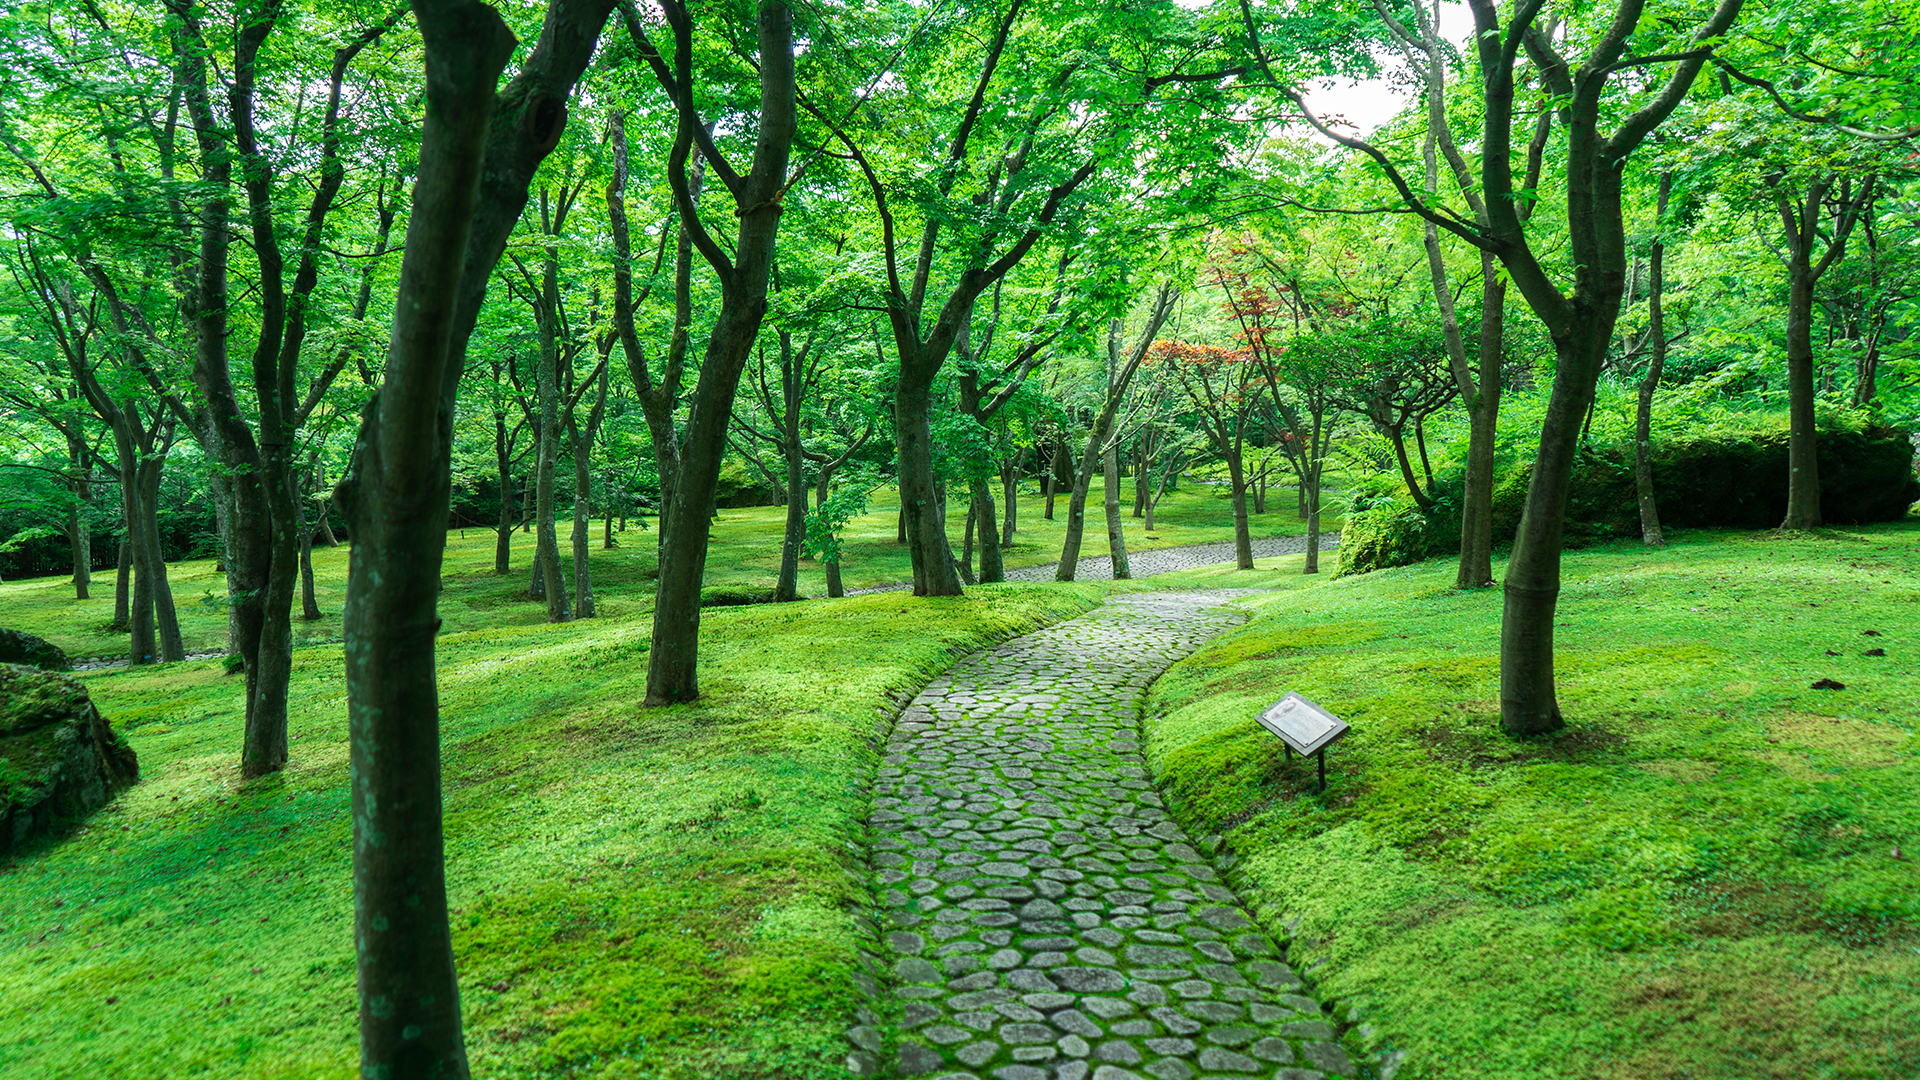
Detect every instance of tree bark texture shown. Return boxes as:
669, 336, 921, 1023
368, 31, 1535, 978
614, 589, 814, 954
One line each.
338, 5, 516, 1078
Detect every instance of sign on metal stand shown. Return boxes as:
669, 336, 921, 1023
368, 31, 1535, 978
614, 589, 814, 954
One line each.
1255, 691, 1349, 794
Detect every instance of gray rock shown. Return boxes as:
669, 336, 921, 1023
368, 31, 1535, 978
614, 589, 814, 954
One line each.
1052, 967, 1126, 993
895, 1041, 946, 1075
1081, 996, 1135, 1020
1008, 970, 1060, 993
1203, 1025, 1259, 1046
957, 1041, 1000, 1067
999, 1023, 1056, 1045
1300, 1039, 1357, 1076
926, 1024, 972, 1044
1143, 1058, 1194, 1080
1195, 1047, 1261, 1072
1248, 1036, 1296, 1063
1093, 1040, 1143, 1065
1148, 1007, 1201, 1035
1049, 1008, 1102, 1038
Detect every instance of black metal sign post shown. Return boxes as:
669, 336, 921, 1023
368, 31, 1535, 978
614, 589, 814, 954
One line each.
1255, 692, 1349, 794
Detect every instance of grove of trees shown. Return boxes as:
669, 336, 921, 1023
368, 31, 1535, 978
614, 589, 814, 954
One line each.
0, 0, 1914, 1071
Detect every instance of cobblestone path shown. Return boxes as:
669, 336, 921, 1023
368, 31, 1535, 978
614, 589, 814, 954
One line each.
835, 532, 1341, 597
862, 593, 1353, 1080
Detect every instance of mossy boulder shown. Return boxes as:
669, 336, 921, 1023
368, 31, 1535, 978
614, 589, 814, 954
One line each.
0, 628, 69, 671
1, 664, 138, 854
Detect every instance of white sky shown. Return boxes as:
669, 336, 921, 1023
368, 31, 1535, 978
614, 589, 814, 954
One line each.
1297, 1, 1475, 138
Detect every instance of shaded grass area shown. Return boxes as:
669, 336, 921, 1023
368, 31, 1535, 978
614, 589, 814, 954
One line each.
2, 478, 1331, 662
0, 585, 1105, 1078
1143, 524, 1920, 1079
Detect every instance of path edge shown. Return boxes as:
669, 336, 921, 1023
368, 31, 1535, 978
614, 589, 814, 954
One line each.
1137, 593, 1409, 1080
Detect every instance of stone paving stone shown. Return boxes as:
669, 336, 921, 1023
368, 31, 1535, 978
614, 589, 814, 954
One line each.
872, 593, 1348, 1078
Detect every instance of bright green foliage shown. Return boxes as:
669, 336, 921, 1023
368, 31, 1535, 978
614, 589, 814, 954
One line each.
1146, 525, 1920, 1079
0, 574, 1105, 1078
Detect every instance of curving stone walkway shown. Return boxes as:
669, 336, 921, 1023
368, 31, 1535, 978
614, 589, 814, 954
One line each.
997, 532, 1341, 585
836, 532, 1340, 598
861, 592, 1353, 1080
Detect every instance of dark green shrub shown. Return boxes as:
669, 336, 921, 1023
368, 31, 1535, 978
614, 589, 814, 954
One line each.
699, 585, 779, 608
1335, 496, 1434, 577
1345, 420, 1918, 574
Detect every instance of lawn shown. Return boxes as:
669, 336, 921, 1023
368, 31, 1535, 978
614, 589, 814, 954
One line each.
0, 477, 1333, 662
1142, 524, 1920, 1080
0, 578, 1114, 1078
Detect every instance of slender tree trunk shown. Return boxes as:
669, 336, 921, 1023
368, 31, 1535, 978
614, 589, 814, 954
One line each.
1055, 431, 1098, 581
1000, 460, 1017, 546
520, 473, 535, 532
640, 0, 796, 704
1635, 174, 1670, 547
112, 539, 132, 631
528, 549, 545, 597
774, 435, 806, 602
300, 482, 323, 620
1456, 266, 1507, 588
66, 500, 90, 601
603, 494, 615, 548
123, 476, 156, 664
1132, 439, 1148, 518
1253, 471, 1266, 515
571, 432, 594, 618
1227, 449, 1253, 570
136, 455, 186, 661
494, 417, 514, 573
1103, 441, 1130, 579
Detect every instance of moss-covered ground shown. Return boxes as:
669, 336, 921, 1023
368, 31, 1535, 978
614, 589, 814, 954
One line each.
0, 579, 1116, 1078
1143, 525, 1920, 1080
0, 478, 1331, 661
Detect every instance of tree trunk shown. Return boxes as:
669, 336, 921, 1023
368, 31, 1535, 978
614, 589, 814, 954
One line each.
1055, 431, 1098, 581
300, 483, 323, 620
1253, 471, 1266, 515
1132, 439, 1148, 518
1303, 460, 1321, 575
1000, 460, 1017, 546
825, 556, 844, 597
775, 435, 806, 602
1103, 441, 1130, 578
1635, 174, 1670, 547
894, 375, 963, 596
1500, 327, 1609, 738
134, 452, 186, 661
1227, 450, 1253, 570
340, 7, 515, 1076
494, 418, 514, 573
112, 539, 131, 631
1779, 257, 1821, 529
638, 0, 795, 704
66, 500, 90, 602
974, 477, 1003, 583
571, 430, 595, 618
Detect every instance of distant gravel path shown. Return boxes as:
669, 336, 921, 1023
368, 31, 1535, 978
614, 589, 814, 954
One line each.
855, 592, 1354, 1080
836, 531, 1341, 597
